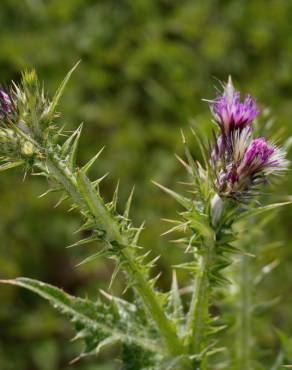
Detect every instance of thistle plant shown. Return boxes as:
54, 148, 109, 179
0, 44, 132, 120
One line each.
0, 67, 290, 370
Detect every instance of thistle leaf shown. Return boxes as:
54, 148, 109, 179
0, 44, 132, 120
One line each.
0, 160, 25, 172
45, 61, 80, 120
67, 234, 100, 249
238, 200, 292, 221
81, 147, 105, 173
189, 124, 208, 169
110, 180, 120, 212
124, 186, 135, 220
167, 271, 184, 327
61, 124, 83, 160
0, 278, 161, 356
76, 250, 108, 267
152, 181, 191, 209
67, 124, 83, 169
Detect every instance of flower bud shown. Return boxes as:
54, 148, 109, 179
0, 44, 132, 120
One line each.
21, 141, 34, 157
210, 194, 224, 226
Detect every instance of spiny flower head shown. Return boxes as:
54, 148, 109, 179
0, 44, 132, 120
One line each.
210, 77, 259, 136
241, 138, 275, 171
0, 90, 12, 118
209, 79, 288, 201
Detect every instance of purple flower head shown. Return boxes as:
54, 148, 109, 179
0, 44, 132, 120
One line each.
210, 77, 259, 135
211, 131, 288, 200
209, 79, 288, 201
242, 138, 274, 171
0, 90, 12, 117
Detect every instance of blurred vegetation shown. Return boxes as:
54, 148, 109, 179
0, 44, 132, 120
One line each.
0, 0, 292, 369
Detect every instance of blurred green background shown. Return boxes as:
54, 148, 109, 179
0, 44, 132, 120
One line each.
0, 0, 292, 369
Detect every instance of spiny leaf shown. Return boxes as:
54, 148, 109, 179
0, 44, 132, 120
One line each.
76, 250, 108, 267
45, 61, 80, 120
124, 186, 135, 220
110, 180, 120, 212
168, 270, 184, 326
152, 181, 191, 209
0, 278, 161, 355
67, 235, 100, 249
67, 124, 83, 169
81, 147, 105, 173
61, 124, 83, 159
132, 222, 145, 245
0, 160, 25, 172
189, 124, 208, 169
238, 200, 292, 221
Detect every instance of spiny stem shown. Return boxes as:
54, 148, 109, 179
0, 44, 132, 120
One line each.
236, 253, 252, 370
44, 152, 188, 359
185, 238, 214, 359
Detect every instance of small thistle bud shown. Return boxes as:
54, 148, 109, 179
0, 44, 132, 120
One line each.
0, 90, 12, 117
21, 141, 35, 157
210, 193, 224, 226
209, 77, 259, 136
22, 69, 37, 87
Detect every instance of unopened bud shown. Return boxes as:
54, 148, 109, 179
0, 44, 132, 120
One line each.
21, 141, 34, 157
211, 194, 224, 226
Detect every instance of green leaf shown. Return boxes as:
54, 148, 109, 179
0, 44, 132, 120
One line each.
60, 124, 83, 160
189, 125, 208, 170
0, 160, 25, 172
167, 271, 184, 331
0, 278, 161, 358
152, 181, 191, 209
68, 124, 83, 169
238, 201, 292, 221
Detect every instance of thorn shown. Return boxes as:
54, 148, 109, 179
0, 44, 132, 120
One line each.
99, 289, 113, 301
124, 185, 135, 220
92, 173, 109, 188
54, 194, 68, 208
180, 129, 186, 144
82, 147, 105, 173
69, 354, 83, 365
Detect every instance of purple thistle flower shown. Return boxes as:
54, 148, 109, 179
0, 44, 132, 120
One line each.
241, 138, 274, 172
0, 90, 12, 117
214, 135, 288, 200
210, 77, 259, 135
208, 78, 288, 201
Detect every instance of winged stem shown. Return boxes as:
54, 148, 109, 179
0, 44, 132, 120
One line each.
44, 151, 188, 360
236, 253, 252, 370
186, 237, 214, 362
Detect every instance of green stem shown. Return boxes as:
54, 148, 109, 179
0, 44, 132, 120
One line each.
186, 238, 214, 358
236, 253, 252, 370
44, 152, 188, 360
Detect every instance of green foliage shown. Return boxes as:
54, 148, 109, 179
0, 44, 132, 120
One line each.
1, 2, 292, 370
3, 69, 289, 369
0, 278, 161, 362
